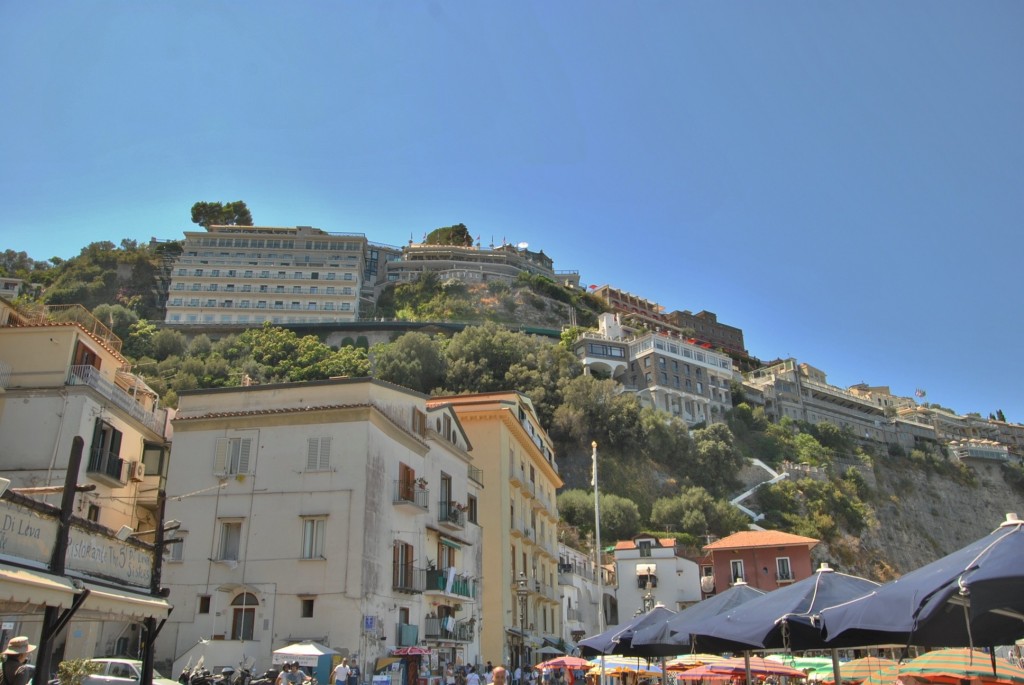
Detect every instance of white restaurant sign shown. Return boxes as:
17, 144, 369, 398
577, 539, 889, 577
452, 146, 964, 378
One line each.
0, 499, 153, 588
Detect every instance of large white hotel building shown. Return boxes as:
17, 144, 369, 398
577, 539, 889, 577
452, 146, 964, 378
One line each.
164, 225, 367, 325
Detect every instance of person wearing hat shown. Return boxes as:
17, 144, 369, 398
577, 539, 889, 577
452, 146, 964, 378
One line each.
1, 636, 36, 685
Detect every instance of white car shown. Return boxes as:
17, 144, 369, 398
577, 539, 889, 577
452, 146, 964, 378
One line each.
79, 658, 180, 685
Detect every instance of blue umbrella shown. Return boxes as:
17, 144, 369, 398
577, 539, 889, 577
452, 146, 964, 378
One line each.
578, 605, 677, 657
819, 513, 1024, 648
631, 582, 766, 651
690, 563, 880, 652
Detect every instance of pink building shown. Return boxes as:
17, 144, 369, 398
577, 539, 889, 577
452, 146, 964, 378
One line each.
700, 530, 818, 596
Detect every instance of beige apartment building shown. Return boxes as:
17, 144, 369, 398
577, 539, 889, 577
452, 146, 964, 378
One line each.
164, 225, 367, 325
159, 378, 483, 679
427, 392, 562, 669
0, 298, 172, 659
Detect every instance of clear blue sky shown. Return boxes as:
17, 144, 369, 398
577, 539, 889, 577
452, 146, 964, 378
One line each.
2, 3, 1022, 421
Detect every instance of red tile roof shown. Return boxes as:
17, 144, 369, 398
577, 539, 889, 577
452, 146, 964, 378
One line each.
614, 537, 677, 550
704, 530, 819, 551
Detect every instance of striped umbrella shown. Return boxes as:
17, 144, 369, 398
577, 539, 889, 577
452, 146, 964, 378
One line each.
822, 657, 897, 684
897, 648, 1024, 685
587, 656, 662, 676
706, 657, 808, 678
674, 665, 733, 681
859, 666, 898, 685
534, 657, 591, 671
666, 654, 726, 670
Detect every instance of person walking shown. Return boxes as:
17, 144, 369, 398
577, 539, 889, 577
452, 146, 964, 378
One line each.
333, 659, 351, 685
492, 667, 508, 685
1, 636, 36, 685
466, 667, 481, 685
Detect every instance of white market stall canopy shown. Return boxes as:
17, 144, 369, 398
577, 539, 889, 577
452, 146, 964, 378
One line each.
273, 641, 339, 667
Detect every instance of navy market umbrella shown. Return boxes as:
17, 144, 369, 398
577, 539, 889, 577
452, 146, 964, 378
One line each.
578, 604, 677, 657
690, 563, 880, 652
631, 581, 766, 651
819, 513, 1024, 648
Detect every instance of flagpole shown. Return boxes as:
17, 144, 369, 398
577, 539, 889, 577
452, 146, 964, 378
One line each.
592, 441, 605, 685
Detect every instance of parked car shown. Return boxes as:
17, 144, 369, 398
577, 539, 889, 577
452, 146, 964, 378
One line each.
62, 658, 180, 685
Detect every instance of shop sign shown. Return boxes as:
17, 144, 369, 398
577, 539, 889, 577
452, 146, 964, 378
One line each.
66, 527, 153, 588
0, 500, 57, 563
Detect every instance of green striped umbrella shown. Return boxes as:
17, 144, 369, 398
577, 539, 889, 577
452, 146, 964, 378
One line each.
898, 648, 1024, 685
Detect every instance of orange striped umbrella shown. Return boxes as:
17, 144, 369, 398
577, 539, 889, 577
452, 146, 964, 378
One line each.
859, 665, 898, 685
824, 658, 898, 684
897, 648, 1024, 685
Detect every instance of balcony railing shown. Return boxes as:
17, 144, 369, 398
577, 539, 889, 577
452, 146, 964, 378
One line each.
392, 563, 427, 593
438, 501, 466, 529
393, 480, 430, 509
424, 617, 474, 642
425, 567, 477, 600
87, 447, 125, 483
68, 366, 167, 436
467, 465, 483, 486
0, 359, 11, 389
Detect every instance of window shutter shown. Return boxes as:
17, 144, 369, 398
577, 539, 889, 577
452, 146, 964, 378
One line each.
319, 437, 331, 469
237, 438, 252, 473
214, 439, 228, 474
307, 438, 320, 471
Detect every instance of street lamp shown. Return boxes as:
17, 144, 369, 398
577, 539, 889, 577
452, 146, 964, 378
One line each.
517, 572, 528, 677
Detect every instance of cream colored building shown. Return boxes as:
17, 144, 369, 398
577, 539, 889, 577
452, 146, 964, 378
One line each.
575, 314, 733, 426
159, 378, 483, 678
164, 225, 367, 325
428, 392, 562, 669
0, 298, 172, 659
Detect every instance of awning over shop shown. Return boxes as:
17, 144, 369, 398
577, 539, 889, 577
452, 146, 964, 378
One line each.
635, 564, 656, 575
0, 563, 79, 612
79, 582, 172, 620
440, 539, 461, 550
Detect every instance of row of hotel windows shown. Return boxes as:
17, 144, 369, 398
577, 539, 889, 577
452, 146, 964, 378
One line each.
174, 283, 355, 294
640, 372, 730, 401
170, 299, 352, 311
633, 338, 732, 370
177, 268, 355, 280
189, 238, 364, 251
167, 314, 354, 323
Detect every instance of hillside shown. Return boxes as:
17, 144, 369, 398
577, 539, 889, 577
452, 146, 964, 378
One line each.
6, 240, 1024, 579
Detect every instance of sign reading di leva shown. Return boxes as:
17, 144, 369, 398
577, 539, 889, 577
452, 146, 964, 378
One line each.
0, 499, 153, 588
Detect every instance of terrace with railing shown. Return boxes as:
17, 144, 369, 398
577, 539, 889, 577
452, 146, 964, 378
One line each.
424, 616, 474, 641
69, 365, 168, 436
16, 304, 123, 353
424, 567, 478, 600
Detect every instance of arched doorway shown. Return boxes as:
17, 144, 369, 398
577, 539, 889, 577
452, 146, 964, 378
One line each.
231, 592, 258, 640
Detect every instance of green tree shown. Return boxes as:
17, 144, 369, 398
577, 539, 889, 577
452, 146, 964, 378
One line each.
557, 489, 596, 537
651, 486, 748, 537
151, 329, 188, 361
191, 201, 253, 228
92, 303, 139, 343
444, 322, 581, 427
372, 332, 446, 394
690, 423, 745, 496
123, 319, 157, 359
551, 375, 643, 452
425, 223, 473, 246
600, 493, 642, 541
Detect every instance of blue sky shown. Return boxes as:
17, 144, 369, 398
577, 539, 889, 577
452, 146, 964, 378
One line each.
2, 3, 1022, 421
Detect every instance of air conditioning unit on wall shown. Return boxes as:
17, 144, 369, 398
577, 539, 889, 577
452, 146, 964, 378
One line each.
128, 461, 145, 481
